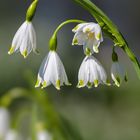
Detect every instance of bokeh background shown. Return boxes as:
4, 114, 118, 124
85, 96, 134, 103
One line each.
0, 0, 140, 140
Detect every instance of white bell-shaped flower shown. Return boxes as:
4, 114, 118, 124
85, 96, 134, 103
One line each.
72, 22, 103, 55
5, 130, 21, 140
35, 51, 71, 90
37, 131, 52, 140
0, 108, 10, 139
111, 62, 127, 87
77, 55, 110, 88
8, 21, 37, 58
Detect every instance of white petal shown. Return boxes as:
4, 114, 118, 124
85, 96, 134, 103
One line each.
11, 21, 28, 53
72, 23, 89, 33
89, 56, 99, 82
5, 130, 21, 140
37, 51, 70, 89
78, 57, 89, 84
0, 108, 10, 139
111, 62, 126, 86
37, 131, 52, 140
72, 31, 87, 45
83, 23, 97, 33
29, 23, 37, 51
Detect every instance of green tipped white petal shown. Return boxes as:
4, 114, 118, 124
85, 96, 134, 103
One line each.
5, 130, 21, 140
77, 80, 85, 88
111, 62, 126, 87
72, 22, 103, 54
78, 55, 108, 88
94, 79, 99, 87
56, 80, 60, 90
9, 21, 37, 58
41, 81, 47, 89
8, 46, 15, 55
21, 49, 28, 59
37, 131, 52, 140
35, 51, 70, 90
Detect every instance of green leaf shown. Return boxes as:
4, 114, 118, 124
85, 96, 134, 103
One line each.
73, 0, 140, 79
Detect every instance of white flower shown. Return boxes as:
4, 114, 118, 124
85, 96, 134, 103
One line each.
111, 62, 127, 87
72, 22, 103, 55
35, 51, 71, 90
77, 55, 110, 88
37, 131, 52, 140
8, 21, 37, 58
0, 108, 10, 139
5, 130, 21, 140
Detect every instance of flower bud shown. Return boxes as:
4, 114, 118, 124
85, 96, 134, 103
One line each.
26, 0, 38, 22
49, 34, 57, 51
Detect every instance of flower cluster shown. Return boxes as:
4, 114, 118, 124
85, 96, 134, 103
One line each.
0, 108, 20, 140
72, 23, 127, 88
34, 22, 127, 90
8, 0, 129, 90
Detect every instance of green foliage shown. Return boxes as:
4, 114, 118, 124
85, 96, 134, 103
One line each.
72, 0, 140, 79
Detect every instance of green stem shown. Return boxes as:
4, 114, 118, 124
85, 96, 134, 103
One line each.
72, 0, 140, 79
49, 19, 85, 51
53, 19, 85, 35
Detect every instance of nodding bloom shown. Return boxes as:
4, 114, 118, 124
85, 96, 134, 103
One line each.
111, 61, 127, 87
0, 108, 10, 139
5, 130, 21, 140
8, 21, 37, 58
77, 55, 110, 88
72, 22, 103, 55
37, 131, 52, 140
35, 51, 71, 90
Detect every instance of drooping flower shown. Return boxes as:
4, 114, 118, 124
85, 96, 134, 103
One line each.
35, 51, 71, 90
111, 50, 127, 87
77, 55, 110, 88
0, 108, 10, 139
5, 130, 21, 140
111, 62, 127, 87
8, 21, 37, 58
37, 131, 52, 140
72, 22, 103, 55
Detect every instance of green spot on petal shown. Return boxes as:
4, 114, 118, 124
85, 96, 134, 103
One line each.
72, 25, 79, 32
93, 45, 99, 53
106, 79, 111, 86
85, 48, 91, 56
35, 78, 40, 88
124, 75, 128, 82
87, 82, 92, 88
114, 76, 121, 87
94, 80, 99, 87
77, 80, 84, 88
8, 46, 15, 55
22, 49, 28, 58
56, 80, 60, 90
96, 33, 101, 40
73, 38, 78, 45
41, 81, 47, 89
85, 28, 91, 32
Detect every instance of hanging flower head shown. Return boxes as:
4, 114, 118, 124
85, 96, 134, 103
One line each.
8, 0, 38, 58
5, 130, 21, 140
37, 131, 52, 140
35, 51, 71, 90
0, 108, 10, 139
72, 22, 103, 55
111, 51, 127, 87
8, 21, 37, 58
77, 55, 110, 88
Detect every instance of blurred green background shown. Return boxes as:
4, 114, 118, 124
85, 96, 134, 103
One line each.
0, 0, 140, 140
